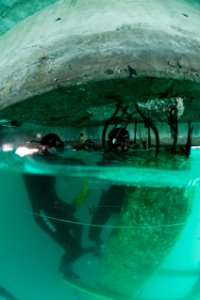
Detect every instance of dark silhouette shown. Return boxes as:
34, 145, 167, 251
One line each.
107, 127, 130, 152
135, 103, 160, 156
23, 133, 85, 279
88, 128, 130, 250
0, 285, 18, 300
23, 173, 83, 279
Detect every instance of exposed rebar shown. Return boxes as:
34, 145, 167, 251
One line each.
135, 103, 159, 156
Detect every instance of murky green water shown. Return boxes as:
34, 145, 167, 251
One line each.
0, 147, 200, 300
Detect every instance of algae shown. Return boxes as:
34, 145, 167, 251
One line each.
99, 185, 193, 298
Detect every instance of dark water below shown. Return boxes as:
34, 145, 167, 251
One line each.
0, 148, 200, 300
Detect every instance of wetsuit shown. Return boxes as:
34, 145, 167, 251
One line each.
88, 185, 126, 245
23, 174, 83, 277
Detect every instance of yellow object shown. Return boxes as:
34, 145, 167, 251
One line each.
75, 181, 90, 206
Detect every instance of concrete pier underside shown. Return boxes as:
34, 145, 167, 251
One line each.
0, 0, 200, 127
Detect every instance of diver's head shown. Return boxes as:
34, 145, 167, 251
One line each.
107, 127, 130, 152
84, 139, 95, 151
40, 133, 64, 154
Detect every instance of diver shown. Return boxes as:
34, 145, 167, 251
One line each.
23, 133, 86, 280
38, 133, 64, 154
88, 127, 130, 251
84, 139, 95, 151
107, 127, 130, 152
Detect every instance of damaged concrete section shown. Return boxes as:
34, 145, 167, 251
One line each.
0, 0, 200, 127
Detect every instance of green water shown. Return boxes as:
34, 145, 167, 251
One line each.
0, 148, 200, 300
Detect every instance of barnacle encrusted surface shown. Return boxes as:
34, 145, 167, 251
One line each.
99, 185, 193, 297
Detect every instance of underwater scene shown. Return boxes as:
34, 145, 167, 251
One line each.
0, 134, 200, 300
0, 0, 200, 299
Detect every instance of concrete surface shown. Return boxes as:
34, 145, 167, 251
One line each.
0, 0, 200, 127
